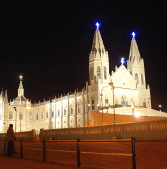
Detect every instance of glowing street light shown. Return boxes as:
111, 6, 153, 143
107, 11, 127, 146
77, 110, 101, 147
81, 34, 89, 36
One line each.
159, 105, 162, 111
19, 75, 23, 81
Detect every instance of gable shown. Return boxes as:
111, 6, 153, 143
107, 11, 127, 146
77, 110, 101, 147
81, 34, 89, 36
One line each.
110, 65, 136, 89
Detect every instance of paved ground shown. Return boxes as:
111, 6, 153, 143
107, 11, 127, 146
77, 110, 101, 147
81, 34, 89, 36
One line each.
1, 141, 167, 169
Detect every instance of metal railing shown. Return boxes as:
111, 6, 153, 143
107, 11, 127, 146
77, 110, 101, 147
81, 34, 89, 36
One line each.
3, 137, 137, 169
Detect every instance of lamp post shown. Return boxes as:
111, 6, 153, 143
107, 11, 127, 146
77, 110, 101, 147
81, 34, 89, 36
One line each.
100, 83, 113, 125
26, 106, 30, 131
108, 82, 115, 125
159, 105, 162, 111
20, 111, 21, 131
13, 107, 17, 132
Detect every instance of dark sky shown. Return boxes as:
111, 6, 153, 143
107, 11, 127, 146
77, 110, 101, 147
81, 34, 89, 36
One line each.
0, 1, 166, 111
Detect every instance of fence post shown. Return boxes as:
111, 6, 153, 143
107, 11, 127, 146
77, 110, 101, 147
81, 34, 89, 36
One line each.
77, 138, 80, 167
43, 139, 46, 162
132, 137, 136, 169
4, 139, 6, 155
20, 139, 23, 158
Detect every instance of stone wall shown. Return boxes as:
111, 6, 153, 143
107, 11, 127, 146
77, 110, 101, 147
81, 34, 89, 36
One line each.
40, 119, 167, 141
0, 129, 36, 141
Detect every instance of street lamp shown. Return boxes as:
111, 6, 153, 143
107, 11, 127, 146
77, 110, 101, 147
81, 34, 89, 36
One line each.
108, 82, 115, 125
159, 105, 162, 111
26, 106, 30, 131
13, 107, 17, 132
100, 83, 114, 125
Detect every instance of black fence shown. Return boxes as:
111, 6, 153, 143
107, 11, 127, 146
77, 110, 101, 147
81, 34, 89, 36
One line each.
3, 138, 137, 169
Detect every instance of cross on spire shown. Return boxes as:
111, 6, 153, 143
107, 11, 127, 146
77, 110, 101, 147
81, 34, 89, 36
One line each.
132, 32, 136, 38
121, 57, 125, 65
96, 22, 100, 29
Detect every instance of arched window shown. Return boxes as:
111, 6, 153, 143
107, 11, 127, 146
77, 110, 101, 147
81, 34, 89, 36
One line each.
104, 67, 107, 80
90, 67, 93, 80
141, 74, 144, 85
97, 66, 101, 79
92, 99, 95, 110
135, 73, 139, 84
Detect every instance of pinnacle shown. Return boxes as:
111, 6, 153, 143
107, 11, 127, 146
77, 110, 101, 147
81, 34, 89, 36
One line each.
91, 29, 105, 53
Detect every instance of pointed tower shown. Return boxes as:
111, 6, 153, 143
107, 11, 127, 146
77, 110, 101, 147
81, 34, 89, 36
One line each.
18, 76, 24, 97
127, 32, 146, 89
89, 23, 109, 85
4, 90, 8, 104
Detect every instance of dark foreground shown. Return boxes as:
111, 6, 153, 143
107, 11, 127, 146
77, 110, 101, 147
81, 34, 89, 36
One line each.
1, 141, 167, 169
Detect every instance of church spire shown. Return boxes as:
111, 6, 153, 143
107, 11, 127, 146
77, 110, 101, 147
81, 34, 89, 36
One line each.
91, 29, 105, 55
129, 34, 141, 63
18, 75, 24, 97
5, 90, 8, 104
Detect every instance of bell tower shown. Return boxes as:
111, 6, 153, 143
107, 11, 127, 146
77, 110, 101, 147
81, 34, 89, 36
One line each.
127, 32, 146, 89
89, 23, 109, 85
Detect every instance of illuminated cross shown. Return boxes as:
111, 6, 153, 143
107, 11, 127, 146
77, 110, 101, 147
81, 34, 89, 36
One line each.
132, 32, 135, 38
121, 58, 125, 65
96, 22, 100, 29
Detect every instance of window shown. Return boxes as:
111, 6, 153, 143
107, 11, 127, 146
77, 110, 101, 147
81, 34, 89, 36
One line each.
105, 99, 108, 104
104, 67, 107, 80
135, 73, 139, 84
52, 111, 54, 117
19, 114, 23, 120
90, 67, 93, 80
9, 114, 13, 119
58, 110, 60, 117
46, 112, 49, 118
78, 106, 81, 113
36, 114, 38, 120
97, 66, 101, 79
64, 109, 67, 115
29, 114, 33, 120
122, 77, 125, 85
71, 108, 74, 115
92, 100, 95, 110
141, 74, 144, 85
41, 113, 43, 119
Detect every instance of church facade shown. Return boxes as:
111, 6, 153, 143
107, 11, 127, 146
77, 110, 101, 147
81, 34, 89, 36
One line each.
0, 27, 164, 133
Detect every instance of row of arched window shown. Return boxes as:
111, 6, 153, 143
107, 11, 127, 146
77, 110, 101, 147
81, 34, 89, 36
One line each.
135, 73, 144, 85
96, 66, 107, 80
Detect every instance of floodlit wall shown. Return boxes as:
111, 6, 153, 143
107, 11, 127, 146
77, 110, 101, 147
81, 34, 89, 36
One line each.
40, 120, 167, 141
89, 111, 167, 126
0, 129, 36, 141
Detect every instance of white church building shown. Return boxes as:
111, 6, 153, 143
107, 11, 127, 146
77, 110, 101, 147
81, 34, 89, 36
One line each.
0, 25, 166, 133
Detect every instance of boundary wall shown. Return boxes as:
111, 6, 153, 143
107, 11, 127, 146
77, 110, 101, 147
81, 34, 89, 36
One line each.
40, 120, 167, 141
0, 129, 36, 141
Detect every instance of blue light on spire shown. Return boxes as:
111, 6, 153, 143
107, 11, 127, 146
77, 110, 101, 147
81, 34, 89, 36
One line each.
132, 32, 136, 38
121, 57, 125, 65
96, 22, 100, 29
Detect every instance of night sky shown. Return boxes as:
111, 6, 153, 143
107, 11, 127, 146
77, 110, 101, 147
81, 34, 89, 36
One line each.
0, 1, 166, 111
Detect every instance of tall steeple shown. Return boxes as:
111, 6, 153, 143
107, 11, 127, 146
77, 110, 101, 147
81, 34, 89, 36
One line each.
18, 75, 24, 97
4, 90, 8, 104
89, 23, 109, 85
127, 32, 146, 89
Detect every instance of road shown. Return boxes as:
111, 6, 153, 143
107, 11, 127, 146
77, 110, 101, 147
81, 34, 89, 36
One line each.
1, 141, 167, 169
